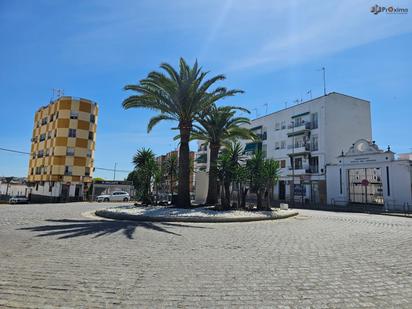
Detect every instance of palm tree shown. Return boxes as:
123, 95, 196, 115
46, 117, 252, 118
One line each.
123, 58, 243, 208
217, 141, 246, 209
246, 150, 267, 210
192, 105, 253, 205
163, 154, 178, 196
132, 148, 157, 204
263, 159, 280, 208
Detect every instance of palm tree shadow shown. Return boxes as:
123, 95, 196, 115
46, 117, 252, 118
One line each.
18, 219, 210, 240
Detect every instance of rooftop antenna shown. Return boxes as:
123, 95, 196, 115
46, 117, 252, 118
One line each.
294, 99, 300, 105
253, 108, 259, 118
284, 101, 288, 108
318, 67, 326, 95
51, 88, 64, 101
264, 103, 268, 114
306, 90, 312, 99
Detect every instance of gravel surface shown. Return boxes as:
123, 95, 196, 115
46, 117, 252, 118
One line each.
95, 205, 298, 222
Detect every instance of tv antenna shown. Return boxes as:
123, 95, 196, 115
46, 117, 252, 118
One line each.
252, 108, 259, 118
306, 90, 312, 99
317, 67, 326, 95
263, 103, 268, 114
51, 88, 64, 101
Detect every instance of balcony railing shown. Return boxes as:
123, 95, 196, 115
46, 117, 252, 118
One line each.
287, 122, 312, 137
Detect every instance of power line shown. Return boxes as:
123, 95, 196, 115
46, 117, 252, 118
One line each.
0, 147, 30, 155
0, 147, 131, 174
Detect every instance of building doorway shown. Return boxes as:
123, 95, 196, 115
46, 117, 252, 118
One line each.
278, 181, 286, 200
348, 168, 384, 205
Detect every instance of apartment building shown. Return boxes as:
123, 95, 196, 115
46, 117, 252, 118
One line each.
27, 96, 98, 202
195, 92, 372, 204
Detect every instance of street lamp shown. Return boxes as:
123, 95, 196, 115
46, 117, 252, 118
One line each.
291, 120, 295, 207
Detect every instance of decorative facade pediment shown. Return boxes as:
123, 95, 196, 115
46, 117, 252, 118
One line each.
344, 139, 383, 156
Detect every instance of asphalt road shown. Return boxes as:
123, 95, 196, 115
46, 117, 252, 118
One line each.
0, 202, 411, 308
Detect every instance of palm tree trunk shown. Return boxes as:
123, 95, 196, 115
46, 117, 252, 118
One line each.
256, 190, 263, 210
206, 143, 220, 205
224, 180, 231, 208
177, 122, 191, 208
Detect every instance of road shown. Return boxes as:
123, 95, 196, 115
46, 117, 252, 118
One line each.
0, 202, 411, 308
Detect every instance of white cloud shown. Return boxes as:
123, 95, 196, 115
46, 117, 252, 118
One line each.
223, 0, 412, 71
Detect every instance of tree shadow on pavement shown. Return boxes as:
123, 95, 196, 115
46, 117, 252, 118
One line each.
18, 219, 210, 239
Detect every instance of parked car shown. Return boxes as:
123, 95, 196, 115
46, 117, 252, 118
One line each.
9, 196, 29, 204
97, 191, 130, 202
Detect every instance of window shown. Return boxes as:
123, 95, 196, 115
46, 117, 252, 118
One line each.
294, 117, 303, 127
39, 133, 46, 142
278, 160, 286, 168
66, 147, 75, 156
70, 111, 78, 119
37, 150, 44, 158
45, 149, 49, 156
35, 167, 41, 175
31, 168, 34, 175
280, 140, 286, 149
85, 167, 91, 176
311, 134, 318, 151
294, 136, 305, 148
54, 130, 57, 138
64, 166, 72, 176
47, 131, 52, 139
41, 117, 48, 125
88, 131, 94, 140
49, 114, 54, 122
87, 149, 92, 158
294, 157, 303, 169
275, 122, 280, 130
311, 112, 318, 129
309, 156, 319, 173
90, 114, 96, 123
275, 142, 280, 150
69, 129, 76, 138
281, 120, 286, 130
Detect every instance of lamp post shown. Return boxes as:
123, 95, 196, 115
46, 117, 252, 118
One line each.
291, 121, 295, 207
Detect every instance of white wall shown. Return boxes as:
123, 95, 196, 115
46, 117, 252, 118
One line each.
324, 93, 372, 164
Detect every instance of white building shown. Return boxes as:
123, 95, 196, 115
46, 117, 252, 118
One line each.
195, 92, 372, 204
327, 139, 412, 211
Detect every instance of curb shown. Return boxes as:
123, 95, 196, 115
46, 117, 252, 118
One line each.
94, 209, 299, 223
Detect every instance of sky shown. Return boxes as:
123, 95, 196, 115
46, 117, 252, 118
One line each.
0, 0, 411, 180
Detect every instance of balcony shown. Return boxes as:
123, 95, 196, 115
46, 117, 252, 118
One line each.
287, 122, 311, 137
287, 143, 311, 155
288, 168, 310, 175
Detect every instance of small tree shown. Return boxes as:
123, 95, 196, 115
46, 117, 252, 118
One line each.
163, 154, 178, 196
263, 159, 280, 208
246, 151, 267, 210
132, 148, 157, 205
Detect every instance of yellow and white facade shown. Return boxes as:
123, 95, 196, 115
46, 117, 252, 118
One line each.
27, 96, 98, 202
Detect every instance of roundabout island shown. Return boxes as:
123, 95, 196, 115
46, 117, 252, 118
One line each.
95, 205, 298, 223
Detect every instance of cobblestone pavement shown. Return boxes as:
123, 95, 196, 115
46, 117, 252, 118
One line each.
0, 202, 411, 308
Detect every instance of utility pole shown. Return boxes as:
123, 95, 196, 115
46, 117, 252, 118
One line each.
113, 163, 117, 181
292, 126, 295, 207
